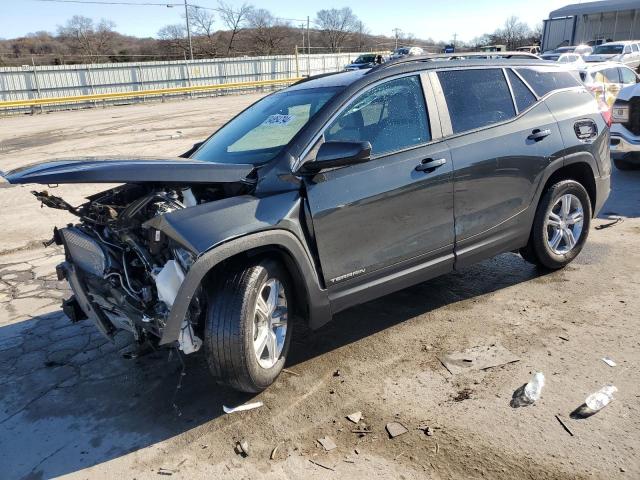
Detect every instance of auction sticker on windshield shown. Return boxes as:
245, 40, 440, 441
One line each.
262, 114, 295, 126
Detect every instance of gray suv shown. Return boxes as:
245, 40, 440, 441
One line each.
3, 59, 611, 392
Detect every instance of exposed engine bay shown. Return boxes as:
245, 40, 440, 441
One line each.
34, 182, 250, 354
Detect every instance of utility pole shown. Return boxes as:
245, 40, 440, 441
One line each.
299, 23, 305, 53
184, 0, 194, 60
307, 16, 311, 55
452, 33, 458, 48
392, 28, 402, 49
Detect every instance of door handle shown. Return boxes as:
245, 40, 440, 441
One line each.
527, 129, 552, 141
415, 158, 447, 172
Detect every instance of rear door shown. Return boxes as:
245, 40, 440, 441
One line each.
435, 66, 565, 266
301, 74, 454, 304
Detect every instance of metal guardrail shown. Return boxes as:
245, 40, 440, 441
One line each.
0, 77, 302, 109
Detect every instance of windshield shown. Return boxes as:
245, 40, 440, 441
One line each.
543, 54, 560, 61
394, 48, 409, 55
593, 45, 624, 55
354, 55, 376, 63
192, 87, 341, 164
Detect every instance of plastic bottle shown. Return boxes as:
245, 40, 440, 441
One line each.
523, 372, 545, 403
585, 385, 618, 411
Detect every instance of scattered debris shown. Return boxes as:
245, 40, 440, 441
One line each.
559, 336, 569, 342
282, 368, 301, 376
318, 436, 337, 451
354, 448, 361, 455
510, 372, 545, 408
438, 344, 519, 375
157, 468, 175, 476
270, 443, 281, 460
435, 443, 440, 454
386, 422, 408, 438
344, 457, 355, 464
601, 357, 617, 367
333, 369, 342, 377
309, 459, 335, 471
585, 385, 618, 411
223, 401, 264, 414
235, 440, 250, 457
452, 388, 473, 402
424, 426, 434, 436
555, 415, 574, 437
595, 215, 623, 230
346, 411, 363, 424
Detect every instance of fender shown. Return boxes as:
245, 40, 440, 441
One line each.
148, 192, 332, 345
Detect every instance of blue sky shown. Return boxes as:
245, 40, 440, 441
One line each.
3, 0, 570, 42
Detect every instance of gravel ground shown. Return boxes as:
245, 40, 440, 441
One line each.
1, 96, 639, 480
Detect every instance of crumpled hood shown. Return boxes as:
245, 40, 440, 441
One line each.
616, 82, 640, 102
1, 156, 256, 185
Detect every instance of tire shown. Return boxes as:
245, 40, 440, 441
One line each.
614, 158, 634, 171
204, 259, 293, 393
520, 180, 592, 270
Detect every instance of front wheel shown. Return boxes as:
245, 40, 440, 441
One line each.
520, 180, 591, 270
204, 259, 292, 393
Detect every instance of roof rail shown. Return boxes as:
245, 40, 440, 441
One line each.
367, 51, 541, 74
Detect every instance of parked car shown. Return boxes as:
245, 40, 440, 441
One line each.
584, 41, 640, 69
345, 54, 383, 71
428, 51, 540, 61
541, 52, 584, 64
517, 45, 541, 55
611, 82, 640, 169
389, 46, 424, 59
544, 45, 593, 57
2, 59, 611, 393
576, 62, 639, 106
480, 45, 507, 52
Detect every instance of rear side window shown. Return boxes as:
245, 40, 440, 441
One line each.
600, 68, 620, 83
507, 69, 537, 112
633, 44, 639, 53
515, 68, 581, 96
437, 69, 516, 134
620, 67, 637, 84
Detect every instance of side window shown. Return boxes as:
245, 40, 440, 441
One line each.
602, 68, 620, 84
624, 45, 632, 54
515, 68, 581, 96
620, 67, 638, 84
632, 44, 639, 53
437, 68, 516, 134
507, 69, 537, 112
324, 76, 430, 156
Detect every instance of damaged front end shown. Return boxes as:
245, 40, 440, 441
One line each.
3, 157, 257, 354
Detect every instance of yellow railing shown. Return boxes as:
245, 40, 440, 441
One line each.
0, 77, 302, 109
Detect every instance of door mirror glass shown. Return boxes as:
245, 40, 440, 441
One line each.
301, 141, 371, 173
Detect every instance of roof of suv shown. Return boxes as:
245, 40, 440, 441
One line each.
290, 57, 558, 91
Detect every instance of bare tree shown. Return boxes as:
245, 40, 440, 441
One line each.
57, 15, 116, 61
499, 16, 531, 50
315, 7, 359, 52
187, 6, 219, 56
217, 1, 254, 55
246, 9, 289, 55
355, 21, 369, 51
157, 24, 189, 56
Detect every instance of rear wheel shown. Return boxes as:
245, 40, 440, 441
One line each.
204, 259, 292, 393
520, 180, 591, 270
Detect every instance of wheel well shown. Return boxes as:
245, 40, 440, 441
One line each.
542, 162, 596, 214
201, 245, 311, 322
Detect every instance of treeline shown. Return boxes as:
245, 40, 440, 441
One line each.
0, 5, 541, 67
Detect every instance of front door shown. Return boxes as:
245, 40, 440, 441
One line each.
302, 75, 455, 297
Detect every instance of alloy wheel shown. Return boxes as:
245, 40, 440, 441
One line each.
546, 193, 584, 255
252, 278, 288, 369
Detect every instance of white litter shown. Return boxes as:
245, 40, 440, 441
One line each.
601, 357, 617, 367
223, 401, 264, 414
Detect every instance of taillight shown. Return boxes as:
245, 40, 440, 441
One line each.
598, 98, 612, 128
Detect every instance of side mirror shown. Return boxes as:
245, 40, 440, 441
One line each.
300, 141, 372, 174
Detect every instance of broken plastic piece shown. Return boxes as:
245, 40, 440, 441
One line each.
223, 401, 264, 414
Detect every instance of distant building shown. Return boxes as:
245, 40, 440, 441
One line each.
542, 0, 640, 52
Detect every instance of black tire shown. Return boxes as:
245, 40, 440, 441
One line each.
204, 259, 293, 393
520, 180, 592, 270
614, 158, 634, 171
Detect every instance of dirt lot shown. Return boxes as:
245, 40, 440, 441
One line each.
1, 96, 639, 480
